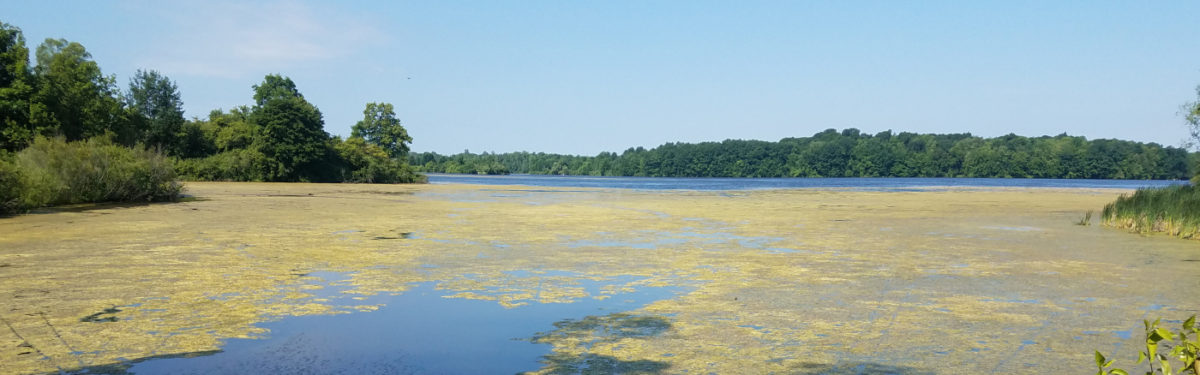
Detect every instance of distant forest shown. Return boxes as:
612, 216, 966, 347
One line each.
412, 129, 1193, 180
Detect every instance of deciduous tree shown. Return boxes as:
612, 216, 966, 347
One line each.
0, 23, 36, 151
351, 102, 411, 160
127, 69, 185, 153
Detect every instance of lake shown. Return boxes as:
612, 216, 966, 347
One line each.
426, 173, 1186, 190
0, 180, 1196, 374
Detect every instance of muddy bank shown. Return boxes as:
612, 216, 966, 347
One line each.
1, 182, 1196, 373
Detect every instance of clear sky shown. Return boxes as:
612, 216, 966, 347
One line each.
4, 1, 1199, 155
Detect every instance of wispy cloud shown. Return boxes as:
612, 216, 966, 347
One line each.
131, 0, 380, 78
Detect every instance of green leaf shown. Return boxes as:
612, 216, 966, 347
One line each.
1096, 351, 1107, 367
1109, 369, 1129, 375
1104, 360, 1114, 367
1155, 327, 1175, 341
1185, 315, 1196, 331
1150, 330, 1165, 343
1137, 351, 1146, 364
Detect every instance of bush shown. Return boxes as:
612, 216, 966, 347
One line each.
331, 137, 424, 183
0, 152, 23, 213
174, 148, 283, 182
0, 137, 181, 213
1103, 185, 1200, 238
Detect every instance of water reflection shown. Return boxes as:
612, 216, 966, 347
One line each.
125, 274, 684, 374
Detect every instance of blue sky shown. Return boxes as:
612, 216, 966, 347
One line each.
5, 1, 1199, 155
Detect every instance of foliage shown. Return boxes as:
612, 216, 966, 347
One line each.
172, 79, 424, 184
330, 137, 424, 183
0, 137, 180, 213
0, 22, 35, 151
351, 102, 412, 159
1102, 185, 1200, 238
250, 75, 333, 182
1185, 85, 1200, 183
1096, 315, 1198, 375
415, 151, 510, 175
0, 19, 425, 213
173, 148, 281, 182
413, 130, 1191, 179
0, 151, 21, 212
126, 69, 185, 154
31, 38, 127, 143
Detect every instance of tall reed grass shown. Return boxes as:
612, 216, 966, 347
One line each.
1102, 184, 1200, 239
0, 137, 181, 214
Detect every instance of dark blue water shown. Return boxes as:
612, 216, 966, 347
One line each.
426, 174, 1187, 191
125, 272, 682, 374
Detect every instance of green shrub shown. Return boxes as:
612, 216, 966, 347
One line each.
0, 152, 23, 213
175, 139, 425, 184
174, 148, 283, 182
1103, 185, 1200, 238
331, 137, 424, 183
0, 137, 181, 213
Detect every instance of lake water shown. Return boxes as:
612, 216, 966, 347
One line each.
128, 272, 685, 374
2, 182, 1196, 374
426, 173, 1186, 191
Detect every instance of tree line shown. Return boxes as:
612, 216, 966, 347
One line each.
0, 21, 421, 185
413, 129, 1192, 180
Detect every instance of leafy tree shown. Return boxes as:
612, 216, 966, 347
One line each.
252, 74, 303, 106
330, 136, 422, 183
0, 22, 36, 151
1186, 85, 1200, 148
413, 129, 1191, 180
1185, 85, 1200, 183
127, 69, 185, 153
31, 38, 125, 142
250, 74, 330, 181
351, 102, 412, 160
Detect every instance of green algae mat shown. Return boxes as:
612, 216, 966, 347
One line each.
1, 182, 1197, 374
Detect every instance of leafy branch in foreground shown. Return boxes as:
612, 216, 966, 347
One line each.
1096, 315, 1199, 375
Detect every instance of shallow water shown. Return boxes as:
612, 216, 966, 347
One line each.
127, 272, 684, 374
0, 182, 1197, 374
427, 173, 1186, 191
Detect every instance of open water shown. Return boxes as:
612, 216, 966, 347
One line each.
426, 173, 1186, 191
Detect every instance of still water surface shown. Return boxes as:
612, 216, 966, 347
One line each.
3, 180, 1194, 374
130, 272, 683, 374
426, 173, 1185, 190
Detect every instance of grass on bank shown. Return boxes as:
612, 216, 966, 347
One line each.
0, 137, 182, 214
1103, 184, 1200, 238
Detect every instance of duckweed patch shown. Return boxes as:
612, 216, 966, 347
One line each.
0, 182, 1196, 374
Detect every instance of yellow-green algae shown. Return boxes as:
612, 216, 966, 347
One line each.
0, 182, 1197, 374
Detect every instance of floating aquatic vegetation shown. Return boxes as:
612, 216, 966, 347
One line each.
0, 183, 1196, 374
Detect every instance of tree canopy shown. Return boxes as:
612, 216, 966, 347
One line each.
351, 102, 411, 159
31, 38, 124, 142
250, 75, 330, 181
127, 69, 185, 153
413, 130, 1192, 180
0, 22, 34, 151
